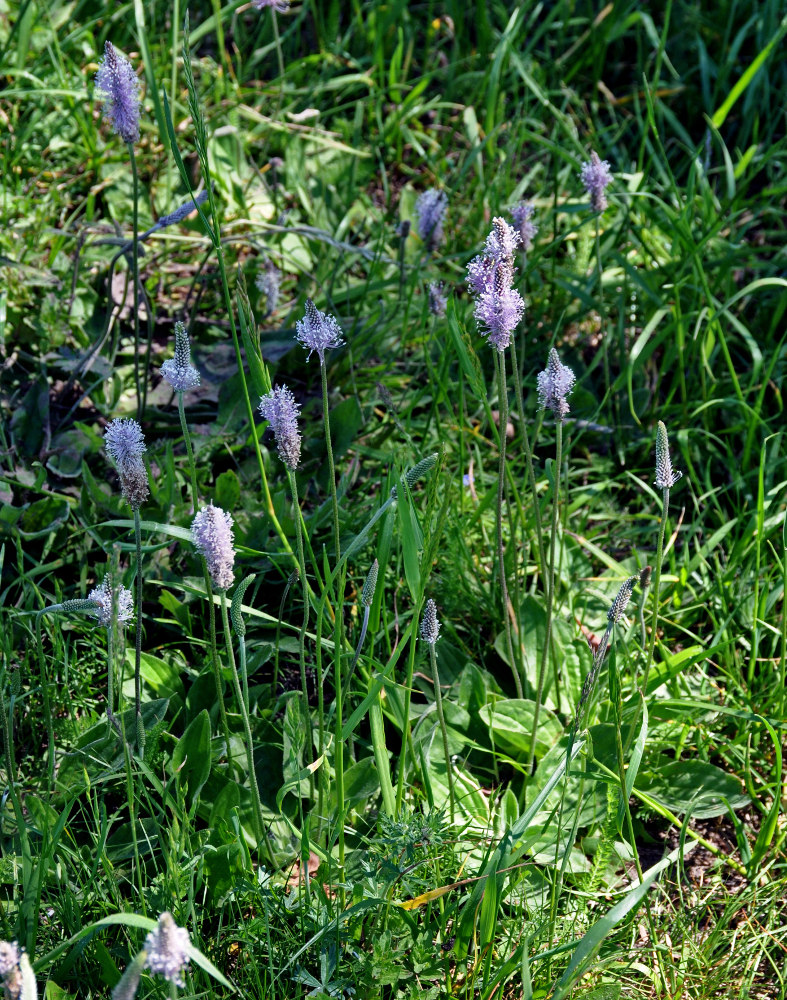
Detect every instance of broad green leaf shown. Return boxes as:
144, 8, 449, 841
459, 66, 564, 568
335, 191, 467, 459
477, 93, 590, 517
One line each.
172, 710, 212, 807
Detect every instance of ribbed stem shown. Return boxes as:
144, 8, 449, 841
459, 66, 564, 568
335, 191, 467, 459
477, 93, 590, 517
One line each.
133, 508, 145, 757
495, 351, 522, 698
127, 144, 143, 421
527, 418, 563, 776
34, 611, 55, 788
429, 642, 455, 822
178, 391, 199, 511
641, 486, 670, 696
288, 470, 310, 711
220, 592, 266, 854
204, 574, 233, 768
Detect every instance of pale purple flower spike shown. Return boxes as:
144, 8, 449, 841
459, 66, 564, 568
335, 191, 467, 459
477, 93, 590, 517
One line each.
104, 418, 150, 510
259, 385, 302, 471
95, 41, 141, 145
416, 189, 448, 251
466, 218, 525, 352
89, 577, 134, 626
252, 0, 289, 10
192, 503, 236, 591
161, 322, 200, 393
428, 282, 447, 317
511, 202, 538, 251
295, 299, 345, 365
144, 913, 191, 987
256, 260, 281, 316
580, 152, 613, 212
537, 348, 576, 420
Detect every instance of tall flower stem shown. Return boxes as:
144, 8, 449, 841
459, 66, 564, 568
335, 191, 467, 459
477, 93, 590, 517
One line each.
320, 361, 346, 881
178, 392, 200, 511
428, 641, 455, 822
527, 418, 563, 776
495, 351, 522, 698
204, 575, 233, 769
395, 621, 420, 815
34, 611, 56, 789
509, 337, 548, 578
287, 469, 310, 712
127, 144, 144, 421
133, 508, 145, 756
640, 486, 670, 697
219, 592, 266, 850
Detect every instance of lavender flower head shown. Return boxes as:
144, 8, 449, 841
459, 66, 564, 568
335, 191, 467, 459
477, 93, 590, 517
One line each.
416, 189, 448, 251
420, 598, 440, 645
89, 576, 134, 627
104, 418, 150, 509
295, 299, 345, 365
580, 151, 613, 213
161, 322, 200, 393
511, 201, 538, 251
252, 0, 289, 10
259, 385, 301, 471
144, 913, 190, 987
428, 282, 447, 318
466, 218, 525, 352
95, 41, 141, 145
537, 348, 576, 420
255, 260, 281, 316
192, 503, 235, 591
654, 420, 682, 489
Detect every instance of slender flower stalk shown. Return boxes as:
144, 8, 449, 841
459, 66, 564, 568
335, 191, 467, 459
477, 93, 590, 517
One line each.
258, 385, 309, 722
191, 504, 236, 764
220, 592, 265, 846
527, 349, 576, 776
641, 422, 681, 696
104, 418, 149, 753
295, 300, 347, 874
421, 600, 456, 822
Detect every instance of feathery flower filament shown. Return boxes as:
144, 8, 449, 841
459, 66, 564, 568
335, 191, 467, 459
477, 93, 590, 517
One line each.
466, 218, 525, 352
191, 503, 236, 591
144, 913, 190, 987
537, 348, 576, 420
161, 322, 200, 393
580, 151, 613, 213
89, 576, 134, 626
104, 418, 150, 509
295, 299, 345, 365
259, 385, 302, 471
